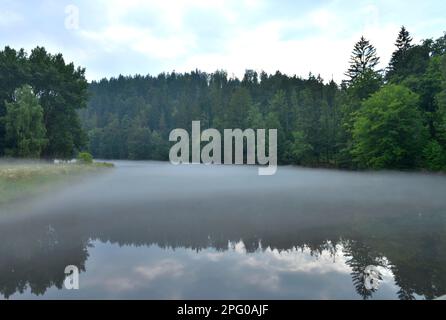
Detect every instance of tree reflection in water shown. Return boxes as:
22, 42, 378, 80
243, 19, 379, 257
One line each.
0, 163, 445, 299
0, 207, 444, 299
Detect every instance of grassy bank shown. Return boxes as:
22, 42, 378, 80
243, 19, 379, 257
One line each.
0, 162, 113, 206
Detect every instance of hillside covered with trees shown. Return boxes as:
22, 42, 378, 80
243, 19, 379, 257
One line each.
80, 27, 446, 170
1, 27, 446, 171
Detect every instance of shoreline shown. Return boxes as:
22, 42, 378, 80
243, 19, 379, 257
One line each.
0, 162, 113, 206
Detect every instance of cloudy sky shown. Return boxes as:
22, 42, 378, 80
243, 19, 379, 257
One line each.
1, 0, 445, 82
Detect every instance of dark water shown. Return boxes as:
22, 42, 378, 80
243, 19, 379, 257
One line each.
1, 161, 446, 299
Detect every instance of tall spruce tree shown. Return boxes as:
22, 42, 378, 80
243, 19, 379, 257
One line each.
345, 36, 380, 83
387, 26, 413, 80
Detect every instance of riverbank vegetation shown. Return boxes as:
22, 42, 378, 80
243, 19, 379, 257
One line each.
0, 161, 113, 206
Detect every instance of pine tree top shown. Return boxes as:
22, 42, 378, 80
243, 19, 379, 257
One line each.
345, 36, 380, 82
395, 26, 413, 51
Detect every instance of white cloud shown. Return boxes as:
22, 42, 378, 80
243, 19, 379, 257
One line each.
79, 25, 195, 59
135, 259, 184, 281
1, 0, 445, 82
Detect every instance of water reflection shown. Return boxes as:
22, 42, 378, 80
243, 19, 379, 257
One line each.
0, 162, 445, 299
5, 240, 402, 299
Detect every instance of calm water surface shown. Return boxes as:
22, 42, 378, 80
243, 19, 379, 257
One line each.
1, 161, 445, 299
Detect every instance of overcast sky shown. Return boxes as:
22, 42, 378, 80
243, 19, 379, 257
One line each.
1, 0, 445, 82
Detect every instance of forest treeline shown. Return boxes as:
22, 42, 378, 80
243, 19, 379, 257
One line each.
1, 27, 446, 170
81, 27, 446, 170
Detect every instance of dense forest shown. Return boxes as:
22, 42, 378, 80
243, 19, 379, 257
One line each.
81, 27, 446, 170
1, 27, 446, 170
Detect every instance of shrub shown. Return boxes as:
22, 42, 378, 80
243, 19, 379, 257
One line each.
77, 152, 93, 164
423, 140, 446, 171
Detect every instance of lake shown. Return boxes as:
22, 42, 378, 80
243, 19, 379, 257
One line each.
0, 161, 445, 299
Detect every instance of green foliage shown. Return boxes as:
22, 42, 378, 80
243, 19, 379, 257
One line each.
437, 89, 446, 145
0, 46, 88, 159
386, 31, 446, 84
150, 131, 169, 161
77, 152, 93, 164
387, 43, 431, 83
433, 55, 446, 145
431, 32, 446, 56
422, 140, 446, 171
387, 26, 413, 81
348, 69, 383, 101
398, 52, 445, 143
2, 85, 47, 158
266, 91, 291, 162
225, 87, 252, 128
352, 85, 428, 169
128, 125, 152, 160
290, 131, 313, 165
246, 103, 264, 128
8, 29, 437, 172
81, 71, 343, 166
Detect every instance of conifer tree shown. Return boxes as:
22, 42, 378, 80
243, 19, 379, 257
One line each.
387, 26, 413, 80
345, 36, 380, 83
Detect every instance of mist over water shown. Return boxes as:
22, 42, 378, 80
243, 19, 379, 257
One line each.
1, 161, 445, 299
